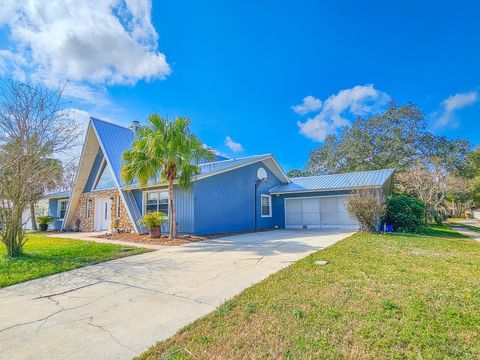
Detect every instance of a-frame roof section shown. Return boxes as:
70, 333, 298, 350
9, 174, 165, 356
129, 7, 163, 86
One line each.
90, 117, 134, 187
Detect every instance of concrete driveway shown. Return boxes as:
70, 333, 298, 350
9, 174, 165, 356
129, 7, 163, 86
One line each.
0, 229, 352, 360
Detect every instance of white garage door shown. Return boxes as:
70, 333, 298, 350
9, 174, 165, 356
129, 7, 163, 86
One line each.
285, 196, 359, 229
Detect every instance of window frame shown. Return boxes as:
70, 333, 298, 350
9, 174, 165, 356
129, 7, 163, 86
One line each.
86, 198, 90, 219
58, 199, 69, 220
260, 194, 272, 218
92, 159, 116, 191
143, 190, 170, 216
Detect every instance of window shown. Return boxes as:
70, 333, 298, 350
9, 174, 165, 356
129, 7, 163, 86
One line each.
93, 160, 116, 190
261, 194, 272, 217
58, 200, 68, 219
145, 191, 169, 215
86, 199, 91, 219
115, 195, 121, 218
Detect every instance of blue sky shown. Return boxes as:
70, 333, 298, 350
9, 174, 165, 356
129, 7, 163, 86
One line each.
0, 1, 479, 171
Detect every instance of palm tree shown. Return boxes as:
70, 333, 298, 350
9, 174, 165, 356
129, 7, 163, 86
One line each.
121, 115, 215, 238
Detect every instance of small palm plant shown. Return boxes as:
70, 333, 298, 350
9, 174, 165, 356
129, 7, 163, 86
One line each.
37, 215, 56, 232
137, 212, 168, 238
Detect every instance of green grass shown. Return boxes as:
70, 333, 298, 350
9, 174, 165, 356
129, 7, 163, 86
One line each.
138, 226, 480, 359
0, 233, 148, 288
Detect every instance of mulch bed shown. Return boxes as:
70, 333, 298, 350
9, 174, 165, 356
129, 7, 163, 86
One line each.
98, 229, 264, 246
98, 232, 206, 246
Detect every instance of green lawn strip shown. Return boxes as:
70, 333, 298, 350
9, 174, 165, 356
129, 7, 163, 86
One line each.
138, 226, 480, 359
0, 233, 148, 288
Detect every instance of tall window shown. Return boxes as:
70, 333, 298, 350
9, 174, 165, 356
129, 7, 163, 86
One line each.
115, 195, 121, 218
58, 199, 68, 219
86, 199, 90, 219
93, 160, 116, 190
261, 194, 272, 217
145, 191, 169, 215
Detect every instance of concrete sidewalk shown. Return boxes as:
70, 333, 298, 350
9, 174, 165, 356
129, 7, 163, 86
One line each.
47, 231, 165, 250
0, 229, 352, 360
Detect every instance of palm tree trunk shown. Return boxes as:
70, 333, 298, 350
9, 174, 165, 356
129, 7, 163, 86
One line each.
30, 202, 38, 231
168, 179, 177, 238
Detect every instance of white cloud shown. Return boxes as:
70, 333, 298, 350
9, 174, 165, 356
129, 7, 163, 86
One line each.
296, 84, 391, 142
0, 0, 170, 103
292, 95, 322, 115
435, 91, 478, 128
224, 136, 244, 152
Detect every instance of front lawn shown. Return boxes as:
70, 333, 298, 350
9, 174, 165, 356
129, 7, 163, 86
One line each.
139, 226, 480, 359
0, 233, 148, 288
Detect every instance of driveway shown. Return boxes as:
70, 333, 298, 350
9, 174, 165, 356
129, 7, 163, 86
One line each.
0, 229, 352, 360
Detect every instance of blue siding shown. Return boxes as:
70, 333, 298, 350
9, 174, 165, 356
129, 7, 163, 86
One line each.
83, 151, 104, 192
271, 190, 353, 228
48, 197, 69, 230
193, 162, 282, 234
131, 187, 194, 233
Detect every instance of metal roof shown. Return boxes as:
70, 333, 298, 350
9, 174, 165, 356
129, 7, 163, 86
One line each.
91, 118, 135, 187
45, 190, 71, 198
270, 168, 395, 194
89, 118, 284, 188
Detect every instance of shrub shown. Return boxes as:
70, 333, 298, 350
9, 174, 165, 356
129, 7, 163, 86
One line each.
137, 211, 167, 228
347, 189, 386, 232
385, 195, 425, 232
37, 215, 56, 225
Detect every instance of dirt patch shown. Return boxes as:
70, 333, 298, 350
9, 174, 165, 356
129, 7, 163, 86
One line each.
98, 230, 263, 246
98, 232, 205, 246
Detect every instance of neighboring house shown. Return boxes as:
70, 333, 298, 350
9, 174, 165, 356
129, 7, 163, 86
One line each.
21, 198, 49, 230
46, 117, 395, 234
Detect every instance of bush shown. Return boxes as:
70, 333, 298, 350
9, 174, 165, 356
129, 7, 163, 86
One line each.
137, 212, 167, 228
385, 195, 425, 232
347, 190, 386, 232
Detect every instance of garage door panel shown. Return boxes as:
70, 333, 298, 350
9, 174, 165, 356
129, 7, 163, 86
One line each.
286, 199, 302, 213
302, 198, 319, 213
285, 196, 359, 229
286, 212, 303, 225
303, 212, 320, 225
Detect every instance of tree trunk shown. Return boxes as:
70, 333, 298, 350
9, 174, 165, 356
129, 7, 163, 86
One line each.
168, 179, 177, 238
30, 202, 38, 231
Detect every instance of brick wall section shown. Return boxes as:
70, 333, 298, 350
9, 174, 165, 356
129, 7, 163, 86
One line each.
69, 189, 135, 232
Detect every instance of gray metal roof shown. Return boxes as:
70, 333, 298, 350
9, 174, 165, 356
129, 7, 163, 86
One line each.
270, 168, 394, 194
45, 190, 71, 198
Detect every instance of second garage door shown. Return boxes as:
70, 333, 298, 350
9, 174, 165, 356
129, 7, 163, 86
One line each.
285, 196, 359, 229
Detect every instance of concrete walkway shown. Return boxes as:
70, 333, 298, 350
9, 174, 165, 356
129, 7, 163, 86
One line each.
0, 229, 352, 360
450, 225, 480, 242
47, 232, 164, 250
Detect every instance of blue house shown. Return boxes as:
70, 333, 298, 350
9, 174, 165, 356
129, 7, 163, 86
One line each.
49, 118, 394, 234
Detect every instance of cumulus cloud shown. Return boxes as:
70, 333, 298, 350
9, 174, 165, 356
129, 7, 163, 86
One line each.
434, 91, 478, 128
292, 95, 322, 115
0, 0, 170, 103
224, 136, 244, 152
296, 84, 391, 142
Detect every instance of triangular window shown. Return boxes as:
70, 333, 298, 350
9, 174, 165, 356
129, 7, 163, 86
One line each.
94, 161, 116, 190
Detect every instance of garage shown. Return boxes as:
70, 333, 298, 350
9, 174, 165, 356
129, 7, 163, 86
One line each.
268, 168, 395, 231
285, 196, 359, 229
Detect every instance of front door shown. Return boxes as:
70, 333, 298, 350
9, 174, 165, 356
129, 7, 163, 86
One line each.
95, 198, 112, 231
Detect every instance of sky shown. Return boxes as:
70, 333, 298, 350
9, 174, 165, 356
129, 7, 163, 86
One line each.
0, 0, 479, 171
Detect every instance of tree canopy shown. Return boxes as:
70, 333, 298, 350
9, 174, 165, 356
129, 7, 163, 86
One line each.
304, 102, 471, 175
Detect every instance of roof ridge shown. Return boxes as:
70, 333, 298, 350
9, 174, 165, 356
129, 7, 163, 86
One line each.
90, 117, 131, 131
291, 168, 394, 179
199, 153, 271, 166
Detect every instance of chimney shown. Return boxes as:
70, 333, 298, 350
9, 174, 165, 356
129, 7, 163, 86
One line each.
129, 120, 140, 134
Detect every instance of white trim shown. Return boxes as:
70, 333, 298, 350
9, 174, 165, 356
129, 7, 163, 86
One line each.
260, 194, 272, 217
123, 154, 291, 190
92, 159, 107, 190
142, 189, 170, 216
62, 124, 93, 229
90, 121, 140, 233
283, 194, 359, 230
57, 199, 68, 220
270, 185, 381, 195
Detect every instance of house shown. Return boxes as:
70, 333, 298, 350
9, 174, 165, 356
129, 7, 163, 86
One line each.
46, 117, 395, 234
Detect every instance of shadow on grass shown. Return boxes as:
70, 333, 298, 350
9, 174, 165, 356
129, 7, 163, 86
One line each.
387, 225, 469, 240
